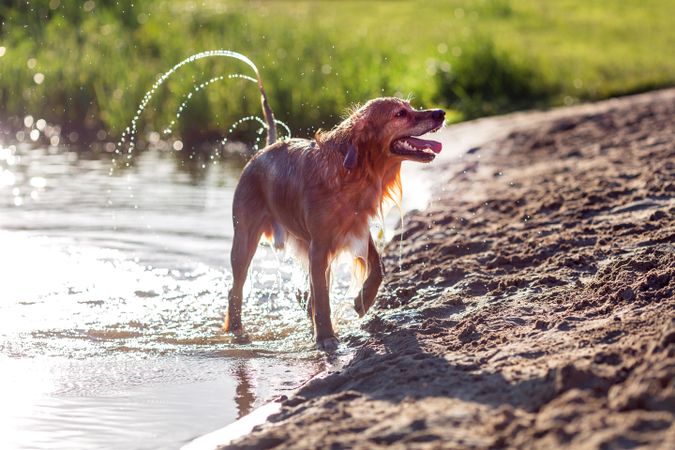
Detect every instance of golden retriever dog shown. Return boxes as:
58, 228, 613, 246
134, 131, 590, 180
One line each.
224, 97, 445, 350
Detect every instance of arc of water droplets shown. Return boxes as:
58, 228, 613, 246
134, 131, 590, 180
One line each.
163, 73, 258, 135
274, 119, 292, 140
163, 70, 293, 143
222, 116, 268, 151
220, 116, 293, 151
115, 50, 263, 157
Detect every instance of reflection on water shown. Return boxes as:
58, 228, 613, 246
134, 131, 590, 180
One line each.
0, 142, 356, 449
233, 362, 255, 418
0, 354, 327, 450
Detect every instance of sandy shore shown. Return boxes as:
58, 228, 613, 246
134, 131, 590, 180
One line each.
219, 90, 675, 449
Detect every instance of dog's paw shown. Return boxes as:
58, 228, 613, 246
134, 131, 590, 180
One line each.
231, 333, 252, 344
316, 336, 339, 352
223, 319, 244, 335
353, 296, 374, 318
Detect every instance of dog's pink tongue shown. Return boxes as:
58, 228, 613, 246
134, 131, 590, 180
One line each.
407, 137, 443, 154
429, 140, 443, 153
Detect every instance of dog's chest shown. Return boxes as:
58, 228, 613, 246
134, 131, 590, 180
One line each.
335, 186, 380, 263
339, 221, 370, 263
347, 183, 382, 217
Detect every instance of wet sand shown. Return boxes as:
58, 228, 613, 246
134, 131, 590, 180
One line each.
219, 89, 675, 449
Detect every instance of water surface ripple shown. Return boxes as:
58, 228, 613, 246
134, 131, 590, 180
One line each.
0, 144, 356, 449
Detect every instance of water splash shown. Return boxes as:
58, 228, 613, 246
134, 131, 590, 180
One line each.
274, 120, 292, 140
108, 50, 287, 238
218, 117, 292, 153
114, 50, 276, 160
220, 116, 265, 151
163, 74, 258, 135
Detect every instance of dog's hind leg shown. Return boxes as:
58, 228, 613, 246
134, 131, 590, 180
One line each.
224, 225, 262, 333
353, 237, 384, 317
224, 201, 268, 333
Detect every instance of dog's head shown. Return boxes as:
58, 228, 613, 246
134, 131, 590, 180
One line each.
344, 97, 445, 169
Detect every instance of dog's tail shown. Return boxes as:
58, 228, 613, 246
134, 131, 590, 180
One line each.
256, 76, 277, 145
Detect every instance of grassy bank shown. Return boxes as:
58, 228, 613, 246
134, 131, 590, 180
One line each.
1, 0, 674, 144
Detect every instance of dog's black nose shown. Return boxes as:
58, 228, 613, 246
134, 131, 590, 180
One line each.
432, 109, 445, 121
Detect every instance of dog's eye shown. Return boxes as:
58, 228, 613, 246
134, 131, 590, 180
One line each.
395, 109, 407, 118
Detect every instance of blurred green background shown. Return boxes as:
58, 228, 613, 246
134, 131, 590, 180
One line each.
1, 0, 674, 145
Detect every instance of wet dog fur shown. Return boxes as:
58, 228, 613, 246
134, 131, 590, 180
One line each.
224, 97, 445, 350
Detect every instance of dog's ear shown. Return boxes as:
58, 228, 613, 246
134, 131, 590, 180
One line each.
343, 143, 357, 171
343, 114, 368, 171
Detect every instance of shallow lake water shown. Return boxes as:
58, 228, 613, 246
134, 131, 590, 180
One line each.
0, 143, 371, 449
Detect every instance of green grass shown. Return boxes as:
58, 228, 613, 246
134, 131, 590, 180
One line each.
1, 0, 674, 144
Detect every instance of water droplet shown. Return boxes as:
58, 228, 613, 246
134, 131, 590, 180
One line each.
29, 177, 47, 188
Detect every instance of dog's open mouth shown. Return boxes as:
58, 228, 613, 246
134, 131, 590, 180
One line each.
390, 122, 443, 161
391, 135, 442, 161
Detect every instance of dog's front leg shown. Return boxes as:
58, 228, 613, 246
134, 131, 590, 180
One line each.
309, 242, 338, 351
354, 236, 384, 317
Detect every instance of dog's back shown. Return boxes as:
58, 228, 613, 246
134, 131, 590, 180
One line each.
234, 137, 347, 242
